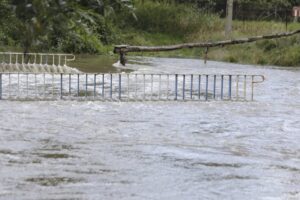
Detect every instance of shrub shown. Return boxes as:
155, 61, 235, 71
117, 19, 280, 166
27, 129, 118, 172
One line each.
256, 40, 277, 52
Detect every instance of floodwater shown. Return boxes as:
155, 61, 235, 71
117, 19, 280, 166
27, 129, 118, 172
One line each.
0, 56, 300, 200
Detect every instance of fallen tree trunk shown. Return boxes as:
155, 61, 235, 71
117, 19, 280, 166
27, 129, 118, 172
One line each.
114, 29, 300, 65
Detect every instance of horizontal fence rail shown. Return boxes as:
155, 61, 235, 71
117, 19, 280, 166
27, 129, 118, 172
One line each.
0, 52, 77, 73
0, 73, 265, 101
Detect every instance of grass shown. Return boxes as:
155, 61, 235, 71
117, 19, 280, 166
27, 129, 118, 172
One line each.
120, 19, 300, 67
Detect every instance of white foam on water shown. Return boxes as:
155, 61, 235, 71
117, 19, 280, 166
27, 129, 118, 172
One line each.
0, 63, 80, 74
112, 60, 122, 68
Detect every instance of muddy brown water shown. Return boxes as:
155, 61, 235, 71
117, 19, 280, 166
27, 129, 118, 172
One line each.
0, 56, 299, 200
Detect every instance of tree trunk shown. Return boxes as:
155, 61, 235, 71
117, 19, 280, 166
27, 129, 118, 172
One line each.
225, 0, 234, 38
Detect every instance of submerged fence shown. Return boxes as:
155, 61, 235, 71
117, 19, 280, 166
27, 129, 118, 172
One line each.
0, 73, 265, 101
0, 52, 77, 73
0, 52, 75, 66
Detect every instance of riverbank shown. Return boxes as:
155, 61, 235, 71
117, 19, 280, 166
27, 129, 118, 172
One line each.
2, 21, 300, 67
114, 19, 300, 67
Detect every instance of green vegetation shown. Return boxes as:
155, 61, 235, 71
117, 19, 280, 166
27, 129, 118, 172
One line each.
1, 0, 300, 66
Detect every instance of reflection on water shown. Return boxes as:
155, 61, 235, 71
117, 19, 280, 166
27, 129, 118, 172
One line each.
70, 54, 133, 73
0, 57, 299, 200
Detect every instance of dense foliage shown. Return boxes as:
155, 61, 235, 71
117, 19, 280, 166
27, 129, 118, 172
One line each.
0, 0, 136, 53
1, 0, 300, 59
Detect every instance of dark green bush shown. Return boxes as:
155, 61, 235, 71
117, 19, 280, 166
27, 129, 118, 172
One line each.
256, 40, 277, 52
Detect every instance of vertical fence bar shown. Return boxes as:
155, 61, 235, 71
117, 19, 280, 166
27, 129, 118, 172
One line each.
143, 74, 146, 100
198, 75, 201, 100
221, 75, 224, 100
183, 74, 186, 100
43, 73, 46, 98
60, 73, 63, 99
85, 74, 88, 98
64, 55, 67, 66
94, 74, 96, 98
205, 75, 209, 101
52, 55, 55, 66
58, 55, 61, 66
244, 75, 247, 100
110, 74, 113, 99
77, 74, 80, 97
175, 74, 178, 100
102, 74, 105, 98
8, 73, 11, 98
119, 74, 122, 100
236, 75, 239, 100
213, 75, 216, 99
229, 75, 232, 100
190, 75, 193, 99
40, 55, 43, 66
251, 75, 254, 101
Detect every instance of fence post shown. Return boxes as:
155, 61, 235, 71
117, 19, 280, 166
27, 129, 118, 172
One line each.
183, 74, 185, 100
94, 74, 97, 98
229, 75, 232, 100
198, 75, 201, 100
190, 75, 193, 99
110, 74, 113, 99
205, 75, 209, 101
175, 74, 178, 100
236, 75, 240, 100
244, 75, 247, 100
102, 74, 105, 98
119, 74, 122, 100
213, 75, 216, 99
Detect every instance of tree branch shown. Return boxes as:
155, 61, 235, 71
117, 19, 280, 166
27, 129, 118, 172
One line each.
114, 29, 300, 65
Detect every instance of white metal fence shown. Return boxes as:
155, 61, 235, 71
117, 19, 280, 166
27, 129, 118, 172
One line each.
0, 52, 77, 73
0, 73, 265, 101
